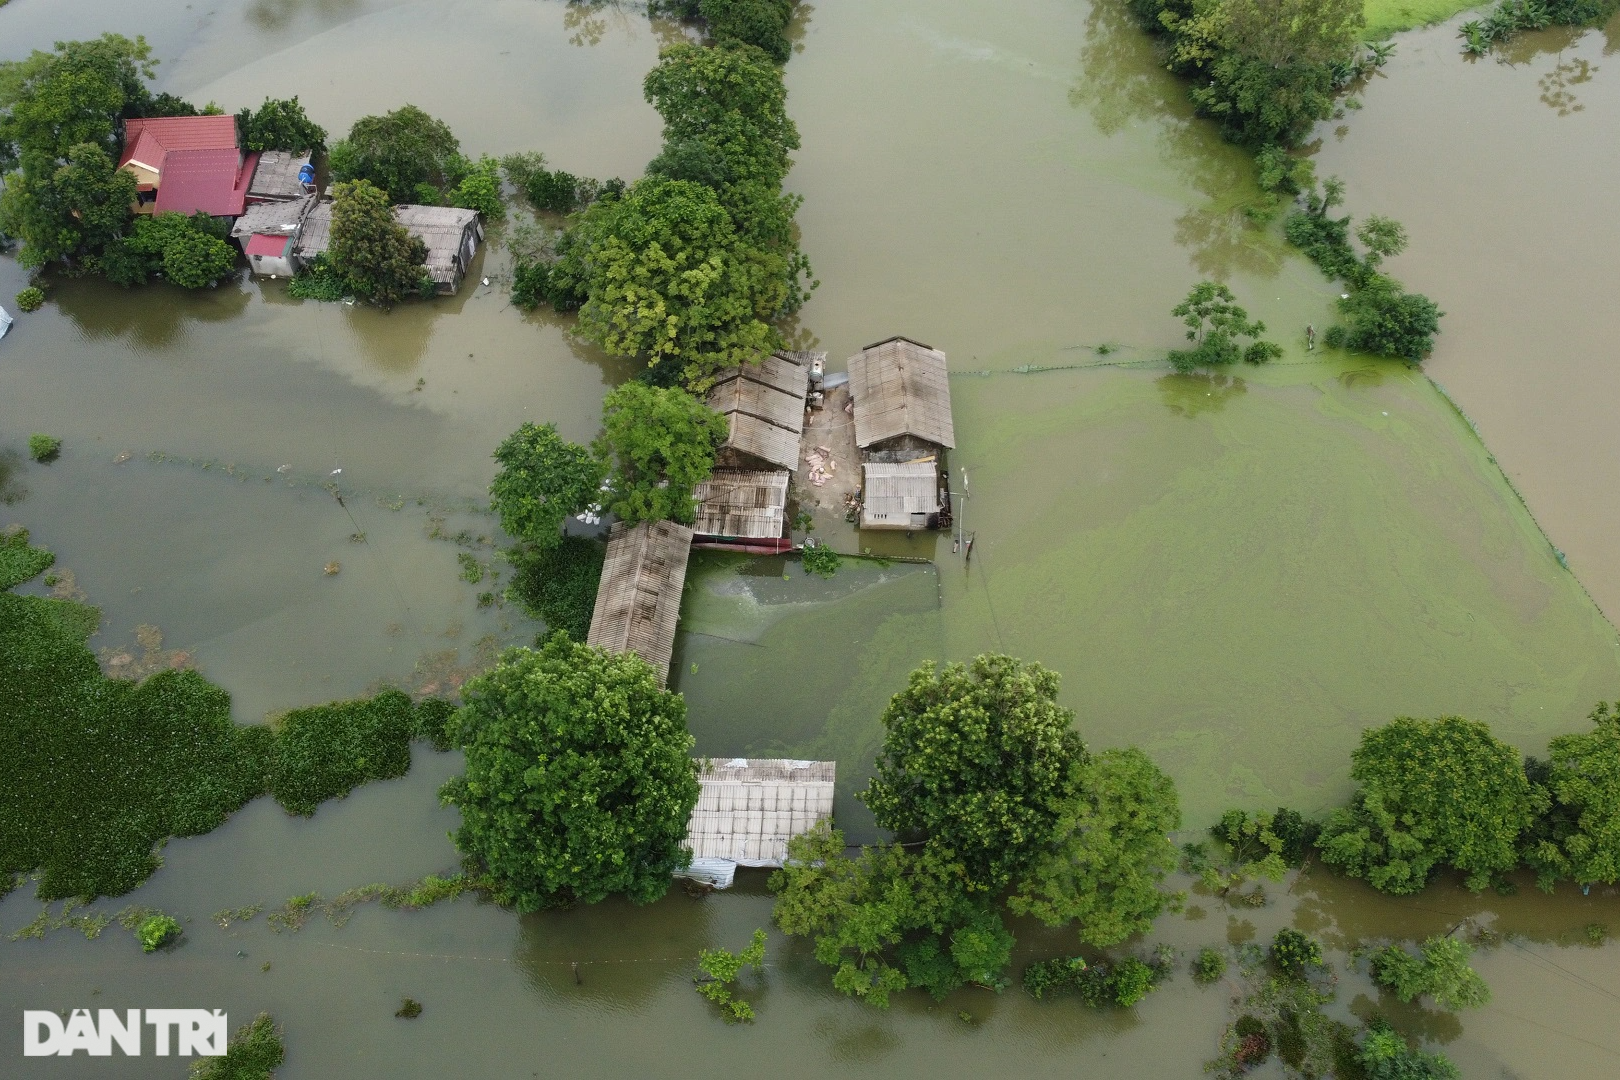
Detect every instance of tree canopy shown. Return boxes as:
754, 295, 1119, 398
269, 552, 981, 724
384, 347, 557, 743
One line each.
439, 634, 701, 911
1316, 716, 1544, 893
593, 381, 727, 525
329, 179, 428, 305
774, 654, 1182, 1006
1525, 701, 1620, 890
329, 104, 460, 200
1167, 280, 1279, 371
235, 96, 326, 153
1369, 936, 1491, 1010
490, 422, 605, 548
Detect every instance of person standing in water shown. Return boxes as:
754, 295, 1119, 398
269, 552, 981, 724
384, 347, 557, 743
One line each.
1305, 324, 1316, 351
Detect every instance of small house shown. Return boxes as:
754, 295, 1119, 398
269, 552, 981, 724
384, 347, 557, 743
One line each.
230, 195, 315, 278
392, 205, 484, 294
247, 151, 315, 204
287, 202, 483, 294
586, 520, 693, 688
849, 336, 956, 530
118, 116, 258, 219
678, 758, 836, 888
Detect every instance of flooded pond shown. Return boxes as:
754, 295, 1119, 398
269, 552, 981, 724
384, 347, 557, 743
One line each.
3, 0, 1620, 1076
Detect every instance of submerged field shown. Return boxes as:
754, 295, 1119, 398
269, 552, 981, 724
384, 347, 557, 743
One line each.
3, 0, 1620, 1077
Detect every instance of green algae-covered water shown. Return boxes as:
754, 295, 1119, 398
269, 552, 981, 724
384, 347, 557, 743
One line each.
4, 1, 1620, 1077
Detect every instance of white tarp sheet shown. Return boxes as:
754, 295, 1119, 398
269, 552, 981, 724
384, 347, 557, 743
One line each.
675, 857, 739, 890
0, 305, 12, 341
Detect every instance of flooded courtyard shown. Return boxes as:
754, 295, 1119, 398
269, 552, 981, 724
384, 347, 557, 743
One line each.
3, 0, 1620, 1076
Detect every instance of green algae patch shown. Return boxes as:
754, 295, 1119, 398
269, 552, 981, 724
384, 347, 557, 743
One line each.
936, 364, 1620, 825
1, 526, 56, 589
1364, 0, 1484, 37
268, 690, 418, 815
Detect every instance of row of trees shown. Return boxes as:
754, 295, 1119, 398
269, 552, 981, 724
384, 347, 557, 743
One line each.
1317, 705, 1620, 894
511, 5, 813, 391
0, 34, 323, 290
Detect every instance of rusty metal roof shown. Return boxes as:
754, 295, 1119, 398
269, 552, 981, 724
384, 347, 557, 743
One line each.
587, 520, 693, 687
692, 469, 789, 539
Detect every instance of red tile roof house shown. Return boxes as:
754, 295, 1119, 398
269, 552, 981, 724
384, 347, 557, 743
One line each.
118, 115, 259, 219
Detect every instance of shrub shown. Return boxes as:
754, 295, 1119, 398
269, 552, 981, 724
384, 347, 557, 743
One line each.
1024, 955, 1161, 1006
1526, 701, 1620, 889
15, 286, 45, 312
1271, 928, 1323, 977
506, 535, 605, 641
800, 543, 839, 577
236, 96, 326, 153
286, 253, 350, 301
1193, 946, 1227, 984
1359, 1022, 1459, 1080
28, 434, 62, 463
451, 154, 504, 220
136, 912, 181, 952
411, 697, 458, 753
191, 1013, 284, 1080
1336, 274, 1443, 361
695, 928, 767, 1022
1369, 936, 1490, 1009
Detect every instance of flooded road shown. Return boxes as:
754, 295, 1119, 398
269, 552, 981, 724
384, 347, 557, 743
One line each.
4, 0, 1620, 1076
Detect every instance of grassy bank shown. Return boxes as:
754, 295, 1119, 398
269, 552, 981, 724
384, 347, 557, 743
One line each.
1365, 0, 1484, 37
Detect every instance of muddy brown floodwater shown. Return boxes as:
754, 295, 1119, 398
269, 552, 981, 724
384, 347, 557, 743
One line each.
3, 1, 1620, 1077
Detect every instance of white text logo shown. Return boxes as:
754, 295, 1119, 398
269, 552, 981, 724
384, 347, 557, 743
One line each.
23, 1009, 227, 1057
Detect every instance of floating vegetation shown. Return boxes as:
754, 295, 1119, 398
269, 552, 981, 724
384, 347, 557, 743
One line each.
1, 526, 54, 589
457, 551, 485, 584
136, 912, 181, 952
1193, 946, 1228, 984
190, 1013, 284, 1080
323, 561, 341, 576
395, 998, 423, 1019
264, 873, 479, 932
28, 433, 61, 463
100, 623, 194, 680
2, 535, 459, 900
213, 905, 263, 929
799, 541, 839, 578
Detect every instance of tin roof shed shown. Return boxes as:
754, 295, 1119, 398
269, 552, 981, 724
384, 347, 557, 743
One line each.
706, 352, 812, 472
586, 520, 693, 687
692, 469, 789, 540
679, 758, 836, 887
849, 336, 956, 450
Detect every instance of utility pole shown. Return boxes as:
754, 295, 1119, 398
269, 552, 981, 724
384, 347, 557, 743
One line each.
948, 467, 968, 554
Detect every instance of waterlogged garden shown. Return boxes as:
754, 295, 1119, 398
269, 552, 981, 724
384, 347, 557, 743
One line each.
4, 0, 1620, 1077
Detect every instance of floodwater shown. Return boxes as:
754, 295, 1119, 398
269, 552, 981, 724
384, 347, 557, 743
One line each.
4, 0, 1620, 1076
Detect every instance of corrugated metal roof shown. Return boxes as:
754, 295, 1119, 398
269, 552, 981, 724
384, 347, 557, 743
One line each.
860, 459, 939, 529
708, 374, 805, 430
244, 233, 291, 257
232, 194, 314, 240
720, 412, 802, 472
119, 115, 239, 169
682, 758, 836, 868
293, 201, 331, 261
293, 203, 480, 287
692, 469, 789, 540
152, 148, 256, 217
849, 336, 956, 449
248, 150, 312, 200
587, 520, 693, 687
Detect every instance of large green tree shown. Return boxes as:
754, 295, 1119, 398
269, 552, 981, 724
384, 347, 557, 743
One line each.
439, 634, 701, 911
1316, 716, 1544, 893
564, 176, 787, 387
593, 381, 727, 525
775, 654, 1183, 1006
490, 422, 605, 548
1525, 701, 1620, 890
329, 179, 428, 305
1166, 280, 1278, 371
861, 655, 1083, 892
235, 96, 326, 153
1007, 748, 1182, 946
329, 104, 459, 200
0, 36, 157, 267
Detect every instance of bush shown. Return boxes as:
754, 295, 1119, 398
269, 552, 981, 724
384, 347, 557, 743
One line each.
15, 286, 45, 312
411, 697, 458, 753
506, 535, 605, 642
1193, 946, 1228, 984
268, 690, 417, 816
236, 96, 326, 153
510, 259, 550, 310
1369, 936, 1490, 1009
451, 154, 504, 220
28, 434, 61, 463
136, 912, 181, 952
286, 253, 350, 301
1271, 928, 1323, 977
1024, 955, 1161, 1006
800, 543, 839, 577
1336, 274, 1443, 361
1359, 1022, 1458, 1080
701, 0, 796, 62
191, 1013, 285, 1080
